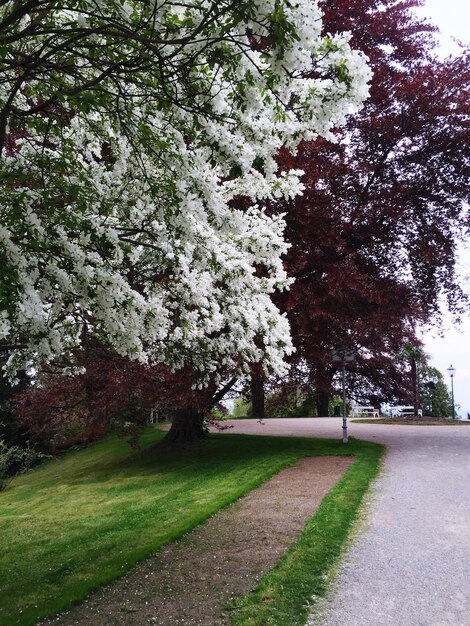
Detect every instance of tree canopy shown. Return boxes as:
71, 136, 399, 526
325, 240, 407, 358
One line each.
267, 0, 470, 414
0, 0, 370, 380
421, 366, 452, 418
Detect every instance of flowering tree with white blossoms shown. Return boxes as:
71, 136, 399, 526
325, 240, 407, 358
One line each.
0, 0, 370, 388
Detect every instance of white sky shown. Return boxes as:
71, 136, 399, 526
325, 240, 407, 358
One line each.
414, 0, 469, 417
416, 0, 470, 56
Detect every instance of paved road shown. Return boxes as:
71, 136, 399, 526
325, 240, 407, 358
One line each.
224, 418, 470, 626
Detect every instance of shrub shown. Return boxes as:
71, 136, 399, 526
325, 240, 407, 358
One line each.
0, 440, 50, 491
265, 387, 316, 418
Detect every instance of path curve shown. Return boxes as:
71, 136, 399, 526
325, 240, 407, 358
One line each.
224, 418, 470, 626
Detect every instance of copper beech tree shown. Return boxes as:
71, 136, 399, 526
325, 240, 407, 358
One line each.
13, 340, 236, 450
250, 0, 469, 416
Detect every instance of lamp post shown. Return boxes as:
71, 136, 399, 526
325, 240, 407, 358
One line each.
331, 348, 355, 443
447, 364, 456, 419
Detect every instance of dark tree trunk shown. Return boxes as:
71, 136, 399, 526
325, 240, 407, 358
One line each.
161, 408, 206, 446
251, 370, 265, 420
315, 390, 330, 417
158, 378, 237, 447
209, 377, 237, 411
411, 358, 419, 415
82, 324, 98, 424
314, 368, 334, 417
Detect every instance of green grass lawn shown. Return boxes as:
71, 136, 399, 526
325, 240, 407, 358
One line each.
0, 427, 382, 626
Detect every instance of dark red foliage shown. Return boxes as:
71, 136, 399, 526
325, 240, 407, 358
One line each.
13, 350, 214, 451
272, 0, 469, 412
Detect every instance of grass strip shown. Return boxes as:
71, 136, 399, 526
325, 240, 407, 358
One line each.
229, 437, 384, 626
352, 419, 470, 425
1, 429, 378, 626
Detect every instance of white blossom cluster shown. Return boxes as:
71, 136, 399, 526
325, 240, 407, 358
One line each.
0, 0, 371, 380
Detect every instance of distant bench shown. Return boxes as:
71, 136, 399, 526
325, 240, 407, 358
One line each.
390, 406, 423, 417
352, 406, 379, 418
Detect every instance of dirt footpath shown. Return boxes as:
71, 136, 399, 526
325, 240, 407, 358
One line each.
42, 455, 353, 626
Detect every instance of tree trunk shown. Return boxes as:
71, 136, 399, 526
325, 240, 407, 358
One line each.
411, 358, 419, 415
251, 370, 265, 420
161, 408, 206, 446
159, 378, 237, 447
314, 367, 334, 417
82, 324, 101, 430
315, 390, 330, 417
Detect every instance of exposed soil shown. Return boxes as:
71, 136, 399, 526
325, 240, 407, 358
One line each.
42, 456, 353, 626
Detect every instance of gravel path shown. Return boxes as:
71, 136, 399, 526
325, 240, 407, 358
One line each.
42, 455, 352, 626
225, 418, 470, 626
